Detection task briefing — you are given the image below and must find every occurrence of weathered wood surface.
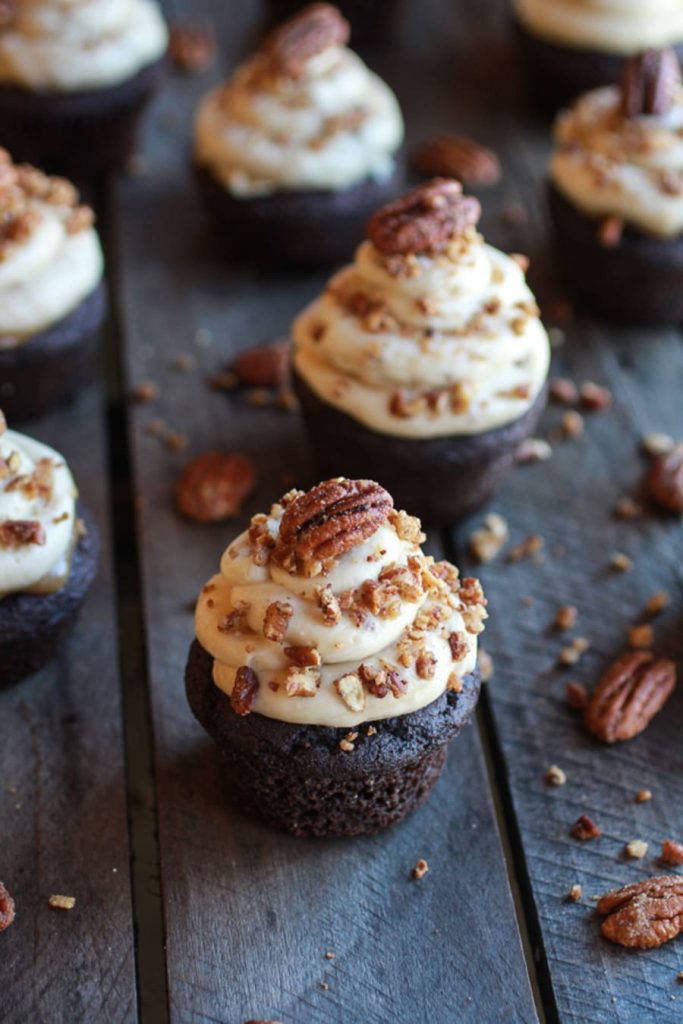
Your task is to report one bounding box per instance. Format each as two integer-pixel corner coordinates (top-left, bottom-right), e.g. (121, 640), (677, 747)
(113, 1), (539, 1022)
(0, 389), (137, 1024)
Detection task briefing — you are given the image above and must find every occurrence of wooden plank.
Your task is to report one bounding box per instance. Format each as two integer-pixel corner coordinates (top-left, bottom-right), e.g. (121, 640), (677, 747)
(113, 1), (539, 1020)
(0, 389), (138, 1024)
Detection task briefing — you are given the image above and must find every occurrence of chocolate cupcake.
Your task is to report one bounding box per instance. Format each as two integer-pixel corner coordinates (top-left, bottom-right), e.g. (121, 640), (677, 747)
(548, 49), (683, 323)
(0, 150), (106, 422)
(513, 0), (683, 111)
(185, 478), (486, 837)
(192, 3), (404, 268)
(0, 0), (168, 177)
(291, 180), (551, 526)
(0, 411), (99, 689)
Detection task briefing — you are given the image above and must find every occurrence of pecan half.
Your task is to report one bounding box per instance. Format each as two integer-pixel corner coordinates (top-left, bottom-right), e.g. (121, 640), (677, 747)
(176, 451), (256, 523)
(412, 134), (501, 188)
(597, 876), (683, 948)
(0, 519), (45, 548)
(584, 651), (677, 743)
(234, 340), (290, 390)
(620, 48), (682, 118)
(231, 666), (259, 715)
(646, 442), (683, 513)
(273, 478), (393, 576)
(264, 3), (349, 78)
(0, 881), (15, 932)
(367, 179), (481, 256)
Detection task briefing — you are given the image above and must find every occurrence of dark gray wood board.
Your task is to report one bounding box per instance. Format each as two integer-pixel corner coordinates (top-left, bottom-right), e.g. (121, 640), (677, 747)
(0, 388), (137, 1024)
(112, 1), (539, 1022)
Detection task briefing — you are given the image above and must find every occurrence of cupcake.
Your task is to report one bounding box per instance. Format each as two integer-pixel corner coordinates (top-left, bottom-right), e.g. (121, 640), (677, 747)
(0, 0), (168, 177)
(192, 3), (404, 268)
(548, 49), (683, 323)
(513, 0), (683, 111)
(0, 149), (106, 422)
(291, 179), (551, 526)
(0, 410), (100, 688)
(185, 477), (486, 837)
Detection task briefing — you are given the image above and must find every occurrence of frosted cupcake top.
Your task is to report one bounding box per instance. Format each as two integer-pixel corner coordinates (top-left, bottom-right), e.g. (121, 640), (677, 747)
(195, 478), (486, 728)
(551, 49), (683, 238)
(293, 179), (550, 439)
(0, 411), (79, 599)
(0, 149), (104, 341)
(0, 0), (168, 91)
(193, 3), (403, 197)
(514, 0), (683, 56)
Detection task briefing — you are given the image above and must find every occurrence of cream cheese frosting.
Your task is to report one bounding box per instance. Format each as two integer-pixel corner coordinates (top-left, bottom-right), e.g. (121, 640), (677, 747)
(0, 149), (104, 342)
(514, 0), (683, 56)
(193, 45), (403, 197)
(551, 83), (683, 238)
(0, 421), (78, 598)
(194, 482), (486, 728)
(293, 227), (550, 439)
(0, 0), (168, 92)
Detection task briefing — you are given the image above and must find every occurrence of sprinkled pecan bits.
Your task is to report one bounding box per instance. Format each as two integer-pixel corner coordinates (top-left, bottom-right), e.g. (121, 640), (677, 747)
(231, 666), (259, 715)
(263, 2), (349, 78)
(583, 651), (677, 744)
(597, 876), (683, 949)
(645, 442), (683, 514)
(620, 48), (682, 119)
(0, 519), (46, 548)
(367, 179), (481, 256)
(175, 450), (256, 524)
(0, 881), (15, 932)
(411, 134), (502, 189)
(234, 341), (291, 390)
(169, 23), (217, 73)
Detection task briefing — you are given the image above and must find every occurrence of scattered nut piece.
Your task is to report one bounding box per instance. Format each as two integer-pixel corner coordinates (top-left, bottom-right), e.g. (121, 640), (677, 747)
(169, 23), (216, 72)
(625, 839), (649, 860)
(231, 666), (259, 715)
(176, 451), (256, 523)
(469, 512), (508, 563)
(0, 881), (15, 931)
(584, 650), (676, 744)
(516, 437), (552, 463)
(549, 377), (578, 405)
(506, 534), (544, 563)
(324, 951), (335, 960)
(610, 552), (633, 572)
(171, 352), (196, 372)
(234, 340), (290, 390)
(558, 636), (590, 667)
(208, 370), (239, 391)
(132, 381), (158, 403)
(579, 381), (612, 410)
(263, 601), (293, 643)
(48, 894), (76, 911)
(641, 432), (674, 457)
(627, 624), (653, 649)
(567, 884), (583, 902)
(334, 672), (366, 713)
(614, 497), (643, 520)
(636, 789), (653, 803)
(546, 765), (567, 786)
(571, 814), (602, 841)
(412, 858), (429, 880)
(478, 649), (494, 682)
(566, 681), (588, 711)
(644, 591), (670, 617)
(285, 665), (320, 698)
(561, 410), (584, 439)
(661, 840), (683, 866)
(554, 605), (578, 631)
(165, 430), (188, 454)
(646, 442), (683, 514)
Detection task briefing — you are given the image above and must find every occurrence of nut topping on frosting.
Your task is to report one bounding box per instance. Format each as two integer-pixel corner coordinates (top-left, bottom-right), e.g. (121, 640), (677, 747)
(620, 48), (682, 118)
(0, 519), (45, 548)
(367, 179), (481, 256)
(264, 2), (350, 78)
(272, 478), (393, 577)
(231, 666), (259, 715)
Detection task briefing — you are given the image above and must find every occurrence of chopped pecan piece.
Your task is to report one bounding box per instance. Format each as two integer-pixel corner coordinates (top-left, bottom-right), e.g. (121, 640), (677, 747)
(415, 649), (436, 680)
(411, 134), (501, 188)
(315, 584), (341, 625)
(334, 672), (366, 713)
(0, 408), (6, 434)
(620, 48), (682, 118)
(661, 840), (683, 866)
(285, 665), (320, 697)
(570, 814), (601, 841)
(389, 508), (425, 544)
(231, 666), (259, 715)
(234, 340), (290, 390)
(284, 645), (321, 667)
(646, 442), (683, 513)
(597, 876), (683, 948)
(0, 881), (15, 932)
(0, 519), (45, 548)
(367, 179), (481, 256)
(168, 23), (216, 72)
(448, 632), (468, 660)
(263, 601), (293, 642)
(264, 3), (349, 78)
(411, 858), (429, 880)
(584, 651), (677, 744)
(176, 450), (256, 523)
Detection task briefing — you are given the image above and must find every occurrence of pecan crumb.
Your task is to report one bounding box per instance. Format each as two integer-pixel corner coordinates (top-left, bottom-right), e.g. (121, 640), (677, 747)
(554, 605), (578, 631)
(516, 437), (552, 464)
(469, 512), (508, 563)
(579, 381), (612, 410)
(641, 432), (674, 457)
(169, 23), (216, 72)
(566, 681), (588, 711)
(0, 519), (46, 548)
(263, 601), (293, 642)
(598, 216), (623, 248)
(558, 637), (589, 667)
(48, 894), (75, 911)
(644, 590), (670, 617)
(411, 858), (429, 880)
(636, 789), (653, 803)
(546, 765), (567, 787)
(614, 497), (643, 520)
(627, 624), (653, 649)
(567, 884), (583, 903)
(646, 442), (683, 513)
(285, 665), (320, 697)
(661, 840), (683, 866)
(610, 551), (633, 572)
(506, 534), (544, 563)
(571, 815), (601, 841)
(231, 666), (259, 715)
(561, 410), (584, 439)
(625, 839), (649, 860)
(334, 672), (366, 713)
(549, 377), (578, 405)
(132, 381), (158, 403)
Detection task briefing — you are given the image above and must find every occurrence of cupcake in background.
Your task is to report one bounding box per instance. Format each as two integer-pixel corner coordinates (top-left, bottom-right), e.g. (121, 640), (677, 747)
(0, 410), (100, 688)
(0, 149), (106, 422)
(513, 0), (683, 111)
(292, 179), (550, 526)
(186, 477), (486, 837)
(193, 3), (404, 268)
(0, 0), (168, 177)
(548, 49), (683, 323)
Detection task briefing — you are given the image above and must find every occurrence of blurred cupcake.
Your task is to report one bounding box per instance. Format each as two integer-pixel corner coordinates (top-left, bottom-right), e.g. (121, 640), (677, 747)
(0, 410), (99, 688)
(0, 149), (106, 422)
(292, 179), (550, 526)
(513, 0), (683, 110)
(185, 477), (486, 837)
(548, 49), (683, 323)
(193, 3), (404, 268)
(0, 0), (168, 177)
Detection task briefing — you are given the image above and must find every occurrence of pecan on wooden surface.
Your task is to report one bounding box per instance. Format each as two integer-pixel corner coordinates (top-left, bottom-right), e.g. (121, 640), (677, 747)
(0, 881), (15, 931)
(620, 48), (682, 118)
(234, 340), (290, 390)
(176, 451), (256, 523)
(231, 666), (259, 715)
(597, 876), (683, 949)
(264, 3), (349, 78)
(367, 179), (481, 256)
(169, 23), (216, 72)
(583, 651), (677, 744)
(412, 134), (501, 188)
(646, 442), (683, 513)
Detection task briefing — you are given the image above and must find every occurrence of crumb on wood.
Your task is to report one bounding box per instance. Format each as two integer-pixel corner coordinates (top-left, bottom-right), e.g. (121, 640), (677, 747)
(48, 894), (75, 910)
(610, 551), (633, 572)
(625, 839), (648, 860)
(411, 858), (429, 880)
(546, 765), (567, 786)
(635, 789), (652, 803)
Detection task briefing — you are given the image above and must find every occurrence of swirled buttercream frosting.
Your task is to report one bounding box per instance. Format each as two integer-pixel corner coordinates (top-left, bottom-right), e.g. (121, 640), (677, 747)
(293, 179), (550, 439)
(0, 0), (168, 91)
(194, 479), (487, 728)
(193, 4), (403, 197)
(0, 412), (78, 598)
(0, 148), (104, 342)
(514, 0), (683, 56)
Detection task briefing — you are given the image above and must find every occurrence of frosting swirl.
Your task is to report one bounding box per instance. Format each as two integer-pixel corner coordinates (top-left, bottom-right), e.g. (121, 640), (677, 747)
(0, 417), (78, 598)
(551, 82), (683, 238)
(0, 149), (104, 342)
(0, 0), (168, 91)
(194, 482), (486, 728)
(514, 0), (683, 56)
(293, 209), (550, 439)
(193, 36), (403, 196)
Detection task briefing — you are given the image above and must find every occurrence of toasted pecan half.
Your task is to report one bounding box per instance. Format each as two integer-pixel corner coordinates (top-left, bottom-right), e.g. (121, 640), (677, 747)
(367, 179), (481, 256)
(597, 876), (683, 948)
(584, 651), (676, 743)
(264, 3), (349, 78)
(620, 48), (682, 118)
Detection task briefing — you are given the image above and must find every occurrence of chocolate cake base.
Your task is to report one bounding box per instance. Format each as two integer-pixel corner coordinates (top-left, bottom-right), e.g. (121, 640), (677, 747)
(293, 369), (547, 526)
(185, 639), (481, 838)
(0, 59), (166, 178)
(514, 19), (683, 113)
(263, 0), (404, 48)
(548, 183), (683, 324)
(0, 502), (100, 689)
(193, 160), (404, 269)
(0, 281), (107, 423)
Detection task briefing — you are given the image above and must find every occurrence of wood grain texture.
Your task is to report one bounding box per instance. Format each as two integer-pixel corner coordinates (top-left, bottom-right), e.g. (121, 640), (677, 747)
(112, 1), (538, 1021)
(0, 389), (137, 1024)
